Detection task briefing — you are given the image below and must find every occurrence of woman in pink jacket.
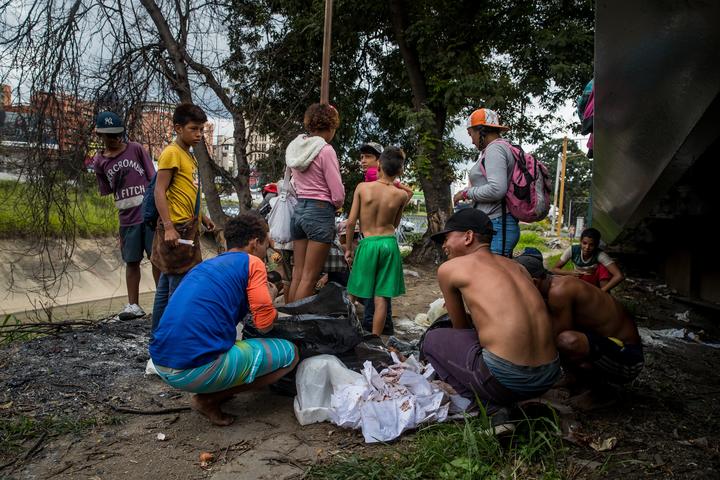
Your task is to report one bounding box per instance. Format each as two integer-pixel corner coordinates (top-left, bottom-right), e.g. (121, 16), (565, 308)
(285, 104), (345, 301)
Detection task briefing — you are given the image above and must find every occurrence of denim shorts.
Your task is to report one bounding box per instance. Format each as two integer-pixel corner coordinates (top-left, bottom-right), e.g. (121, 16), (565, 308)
(119, 223), (154, 263)
(290, 198), (336, 244)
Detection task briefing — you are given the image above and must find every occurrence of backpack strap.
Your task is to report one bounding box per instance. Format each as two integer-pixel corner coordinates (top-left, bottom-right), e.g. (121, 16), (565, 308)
(194, 179), (201, 218)
(191, 151), (202, 219)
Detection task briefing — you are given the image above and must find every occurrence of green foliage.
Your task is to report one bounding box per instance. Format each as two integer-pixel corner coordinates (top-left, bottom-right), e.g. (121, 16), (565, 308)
(0, 315), (37, 345)
(306, 412), (567, 479)
(0, 180), (118, 238)
(532, 138), (593, 223)
(226, 0), (595, 232)
(514, 231), (550, 254)
(521, 219), (553, 232)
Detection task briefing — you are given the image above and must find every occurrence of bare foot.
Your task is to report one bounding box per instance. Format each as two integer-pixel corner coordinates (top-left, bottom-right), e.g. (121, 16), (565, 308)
(190, 395), (235, 426)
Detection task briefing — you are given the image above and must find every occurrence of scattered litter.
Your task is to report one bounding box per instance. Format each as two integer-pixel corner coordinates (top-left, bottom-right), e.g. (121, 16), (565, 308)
(156, 433), (167, 441)
(679, 437), (708, 448)
(414, 313), (430, 327)
(387, 336), (419, 358)
(0, 401), (13, 409)
(145, 358), (158, 376)
(199, 451), (214, 468)
(639, 327), (720, 349)
(674, 310), (690, 323)
(294, 353), (471, 443)
(590, 436), (617, 452)
(393, 316), (425, 335)
(426, 298), (447, 324)
(403, 269), (420, 278)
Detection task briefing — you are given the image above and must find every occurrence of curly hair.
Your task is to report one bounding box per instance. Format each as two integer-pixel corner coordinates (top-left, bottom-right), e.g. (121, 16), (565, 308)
(304, 103), (340, 132)
(225, 213), (268, 250)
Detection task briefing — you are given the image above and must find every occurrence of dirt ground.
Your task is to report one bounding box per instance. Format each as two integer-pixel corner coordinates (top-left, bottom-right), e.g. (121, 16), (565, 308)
(1, 263), (720, 479)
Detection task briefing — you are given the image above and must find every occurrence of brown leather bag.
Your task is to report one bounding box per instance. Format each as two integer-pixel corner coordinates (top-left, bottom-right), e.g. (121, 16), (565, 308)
(151, 217), (202, 274)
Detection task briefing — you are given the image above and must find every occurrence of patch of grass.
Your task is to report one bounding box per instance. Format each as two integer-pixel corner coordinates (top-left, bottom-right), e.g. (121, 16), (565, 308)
(514, 231), (550, 255)
(0, 414), (125, 454)
(520, 219), (552, 232)
(0, 315), (39, 345)
(545, 254), (574, 271)
(0, 179), (118, 238)
(306, 411), (567, 480)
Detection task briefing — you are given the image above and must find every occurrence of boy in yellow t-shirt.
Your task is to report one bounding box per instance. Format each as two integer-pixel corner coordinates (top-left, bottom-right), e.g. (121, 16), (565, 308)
(151, 103), (215, 333)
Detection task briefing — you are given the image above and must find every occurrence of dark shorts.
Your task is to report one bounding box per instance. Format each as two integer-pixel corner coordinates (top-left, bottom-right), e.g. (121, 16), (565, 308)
(120, 223), (154, 263)
(290, 198), (336, 244)
(421, 328), (534, 412)
(584, 331), (644, 384)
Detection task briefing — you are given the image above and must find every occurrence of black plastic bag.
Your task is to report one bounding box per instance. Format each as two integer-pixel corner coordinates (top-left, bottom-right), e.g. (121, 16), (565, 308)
(243, 282), (364, 358)
(337, 334), (394, 372)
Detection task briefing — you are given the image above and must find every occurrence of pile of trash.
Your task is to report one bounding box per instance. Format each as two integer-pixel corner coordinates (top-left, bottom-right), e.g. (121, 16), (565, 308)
(294, 353), (471, 443)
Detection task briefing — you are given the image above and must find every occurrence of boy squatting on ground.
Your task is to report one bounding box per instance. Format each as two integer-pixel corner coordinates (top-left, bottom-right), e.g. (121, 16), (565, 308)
(552, 227), (625, 293)
(151, 104), (215, 332)
(516, 250), (643, 385)
(150, 214), (298, 426)
(420, 209), (560, 412)
(92, 111), (159, 320)
(344, 147), (410, 336)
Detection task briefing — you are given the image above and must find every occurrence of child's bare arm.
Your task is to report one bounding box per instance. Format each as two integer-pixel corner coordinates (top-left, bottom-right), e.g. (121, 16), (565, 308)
(344, 185), (362, 263)
(392, 190), (407, 228)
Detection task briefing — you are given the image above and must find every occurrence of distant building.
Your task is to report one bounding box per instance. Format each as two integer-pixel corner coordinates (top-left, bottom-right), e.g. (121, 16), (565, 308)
(212, 124), (272, 189)
(214, 134), (235, 172)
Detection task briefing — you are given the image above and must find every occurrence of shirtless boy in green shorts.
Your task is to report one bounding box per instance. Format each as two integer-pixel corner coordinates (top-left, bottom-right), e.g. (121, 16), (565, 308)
(345, 147), (410, 336)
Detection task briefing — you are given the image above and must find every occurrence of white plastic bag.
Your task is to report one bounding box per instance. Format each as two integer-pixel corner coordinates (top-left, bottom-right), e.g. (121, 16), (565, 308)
(268, 167), (297, 244)
(293, 355), (364, 426)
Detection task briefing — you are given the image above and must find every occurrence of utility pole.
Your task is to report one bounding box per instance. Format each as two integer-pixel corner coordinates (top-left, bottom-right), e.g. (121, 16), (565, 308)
(552, 154), (561, 225)
(320, 0), (334, 104)
(556, 136), (568, 237)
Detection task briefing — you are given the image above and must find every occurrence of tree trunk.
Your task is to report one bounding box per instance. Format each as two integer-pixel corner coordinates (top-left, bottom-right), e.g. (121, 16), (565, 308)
(231, 113), (253, 212)
(389, 0), (453, 263)
(139, 0), (228, 230)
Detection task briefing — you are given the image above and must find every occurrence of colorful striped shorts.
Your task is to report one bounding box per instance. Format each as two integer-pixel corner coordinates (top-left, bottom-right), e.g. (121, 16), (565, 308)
(155, 338), (296, 394)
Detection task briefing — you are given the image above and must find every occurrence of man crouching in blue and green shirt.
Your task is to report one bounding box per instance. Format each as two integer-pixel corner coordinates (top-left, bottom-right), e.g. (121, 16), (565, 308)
(150, 214), (298, 426)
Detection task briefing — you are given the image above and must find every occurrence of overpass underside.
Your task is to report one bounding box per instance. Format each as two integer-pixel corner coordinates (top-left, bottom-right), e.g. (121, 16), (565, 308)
(593, 0), (720, 302)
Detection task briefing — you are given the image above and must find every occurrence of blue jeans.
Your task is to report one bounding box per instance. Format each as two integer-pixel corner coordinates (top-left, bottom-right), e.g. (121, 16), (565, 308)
(151, 272), (186, 338)
(362, 297), (393, 332)
(490, 214), (520, 257)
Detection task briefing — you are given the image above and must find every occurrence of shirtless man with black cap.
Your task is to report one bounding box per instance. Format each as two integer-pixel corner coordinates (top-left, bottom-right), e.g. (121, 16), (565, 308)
(421, 209), (560, 412)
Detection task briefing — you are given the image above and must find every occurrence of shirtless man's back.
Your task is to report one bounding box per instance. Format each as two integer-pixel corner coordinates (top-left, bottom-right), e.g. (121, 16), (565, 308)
(546, 275), (640, 345)
(421, 208), (560, 411)
(515, 251), (643, 384)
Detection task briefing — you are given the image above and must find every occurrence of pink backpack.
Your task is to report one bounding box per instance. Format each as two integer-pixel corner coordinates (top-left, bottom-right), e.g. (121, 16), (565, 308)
(481, 139), (552, 223)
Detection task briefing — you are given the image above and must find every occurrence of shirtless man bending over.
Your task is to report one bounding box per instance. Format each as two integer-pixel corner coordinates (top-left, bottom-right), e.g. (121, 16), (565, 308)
(515, 250), (643, 385)
(421, 209), (560, 411)
(345, 146), (411, 336)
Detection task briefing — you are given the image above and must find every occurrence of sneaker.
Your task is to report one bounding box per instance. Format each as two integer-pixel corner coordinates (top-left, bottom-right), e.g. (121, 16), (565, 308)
(118, 303), (146, 320)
